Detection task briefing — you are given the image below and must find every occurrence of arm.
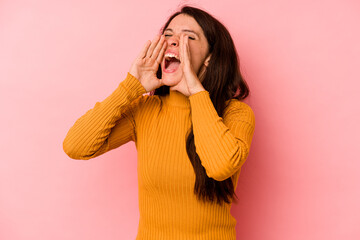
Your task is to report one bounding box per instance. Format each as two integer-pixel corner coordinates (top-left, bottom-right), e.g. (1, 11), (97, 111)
(63, 73), (146, 160)
(63, 35), (166, 160)
(189, 91), (255, 181)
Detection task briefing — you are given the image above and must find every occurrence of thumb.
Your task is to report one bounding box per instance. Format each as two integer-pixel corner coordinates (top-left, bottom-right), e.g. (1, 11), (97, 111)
(156, 78), (165, 89)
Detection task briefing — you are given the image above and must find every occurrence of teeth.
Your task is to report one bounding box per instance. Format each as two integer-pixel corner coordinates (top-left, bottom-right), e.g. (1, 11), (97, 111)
(165, 53), (180, 60)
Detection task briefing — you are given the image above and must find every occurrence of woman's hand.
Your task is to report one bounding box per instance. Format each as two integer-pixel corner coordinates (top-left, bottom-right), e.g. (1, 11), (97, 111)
(129, 35), (167, 92)
(170, 34), (206, 97)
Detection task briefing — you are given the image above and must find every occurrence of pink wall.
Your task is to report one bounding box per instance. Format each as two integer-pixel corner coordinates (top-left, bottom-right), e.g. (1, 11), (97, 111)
(1, 0), (359, 239)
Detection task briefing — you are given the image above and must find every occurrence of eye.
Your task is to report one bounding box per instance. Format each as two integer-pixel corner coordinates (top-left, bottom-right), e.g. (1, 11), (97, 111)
(188, 36), (195, 40)
(164, 34), (172, 37)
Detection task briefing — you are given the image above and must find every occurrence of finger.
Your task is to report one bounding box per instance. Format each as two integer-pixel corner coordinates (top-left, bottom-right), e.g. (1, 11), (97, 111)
(137, 40), (151, 59)
(183, 35), (188, 63)
(145, 35), (161, 58)
(184, 36), (191, 65)
(180, 35), (190, 66)
(156, 40), (167, 64)
(179, 34), (184, 63)
(151, 35), (165, 60)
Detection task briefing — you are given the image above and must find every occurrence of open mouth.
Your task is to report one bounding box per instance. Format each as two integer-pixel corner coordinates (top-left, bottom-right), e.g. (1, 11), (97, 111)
(164, 53), (181, 73)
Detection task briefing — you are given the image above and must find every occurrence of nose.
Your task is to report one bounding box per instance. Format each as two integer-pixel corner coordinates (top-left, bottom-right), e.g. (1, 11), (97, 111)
(167, 35), (179, 47)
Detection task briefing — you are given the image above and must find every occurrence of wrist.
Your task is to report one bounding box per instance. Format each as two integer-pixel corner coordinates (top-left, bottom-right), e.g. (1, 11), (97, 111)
(189, 85), (206, 96)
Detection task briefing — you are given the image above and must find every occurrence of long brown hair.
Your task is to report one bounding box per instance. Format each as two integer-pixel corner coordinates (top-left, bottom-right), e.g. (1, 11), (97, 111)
(151, 6), (250, 205)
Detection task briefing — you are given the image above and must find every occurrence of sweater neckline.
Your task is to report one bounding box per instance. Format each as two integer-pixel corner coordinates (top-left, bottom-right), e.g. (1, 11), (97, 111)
(165, 90), (191, 108)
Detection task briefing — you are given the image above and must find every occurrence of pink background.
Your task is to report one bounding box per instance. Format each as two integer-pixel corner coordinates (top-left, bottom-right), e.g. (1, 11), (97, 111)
(1, 0), (359, 239)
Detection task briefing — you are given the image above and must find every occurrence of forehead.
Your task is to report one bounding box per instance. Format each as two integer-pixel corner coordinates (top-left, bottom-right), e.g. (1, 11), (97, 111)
(166, 14), (204, 35)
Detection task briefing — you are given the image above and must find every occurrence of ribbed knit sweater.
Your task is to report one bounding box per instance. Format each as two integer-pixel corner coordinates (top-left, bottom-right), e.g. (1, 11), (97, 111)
(63, 73), (255, 240)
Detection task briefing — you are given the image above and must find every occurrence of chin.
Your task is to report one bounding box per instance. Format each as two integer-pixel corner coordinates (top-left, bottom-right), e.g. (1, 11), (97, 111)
(161, 74), (181, 87)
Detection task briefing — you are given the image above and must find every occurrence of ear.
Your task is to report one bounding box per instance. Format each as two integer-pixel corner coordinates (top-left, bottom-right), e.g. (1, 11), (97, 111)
(204, 53), (212, 67)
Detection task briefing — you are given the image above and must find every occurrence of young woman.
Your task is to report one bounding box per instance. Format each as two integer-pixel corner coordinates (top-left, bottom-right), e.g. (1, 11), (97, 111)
(63, 6), (255, 240)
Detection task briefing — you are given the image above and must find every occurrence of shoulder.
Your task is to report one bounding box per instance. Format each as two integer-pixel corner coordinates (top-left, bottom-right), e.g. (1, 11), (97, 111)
(223, 99), (255, 124)
(126, 93), (163, 114)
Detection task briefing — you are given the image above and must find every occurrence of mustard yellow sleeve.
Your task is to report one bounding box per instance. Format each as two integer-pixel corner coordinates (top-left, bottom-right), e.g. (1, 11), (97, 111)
(63, 73), (147, 160)
(189, 90), (255, 181)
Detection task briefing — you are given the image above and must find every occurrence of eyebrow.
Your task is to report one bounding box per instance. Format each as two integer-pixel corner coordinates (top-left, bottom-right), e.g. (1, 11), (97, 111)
(164, 28), (200, 37)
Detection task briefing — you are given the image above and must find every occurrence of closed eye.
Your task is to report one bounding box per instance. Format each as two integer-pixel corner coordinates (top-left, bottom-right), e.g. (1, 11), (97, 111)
(164, 34), (195, 40)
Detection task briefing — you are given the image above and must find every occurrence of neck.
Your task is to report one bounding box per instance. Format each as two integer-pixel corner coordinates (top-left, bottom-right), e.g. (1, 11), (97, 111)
(165, 89), (190, 108)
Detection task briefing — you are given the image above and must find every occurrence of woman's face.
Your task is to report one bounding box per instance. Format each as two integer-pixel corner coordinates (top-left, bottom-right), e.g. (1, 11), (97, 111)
(161, 14), (211, 86)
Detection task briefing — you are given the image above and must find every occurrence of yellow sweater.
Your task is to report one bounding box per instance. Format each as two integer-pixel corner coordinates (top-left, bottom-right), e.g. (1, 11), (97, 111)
(63, 73), (255, 240)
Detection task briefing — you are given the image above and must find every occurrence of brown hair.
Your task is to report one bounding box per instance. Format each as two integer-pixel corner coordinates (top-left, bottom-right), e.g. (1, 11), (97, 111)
(151, 6), (250, 205)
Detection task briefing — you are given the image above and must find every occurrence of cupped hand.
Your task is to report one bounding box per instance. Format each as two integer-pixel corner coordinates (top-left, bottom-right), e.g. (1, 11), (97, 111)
(129, 35), (167, 92)
(170, 34), (206, 97)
